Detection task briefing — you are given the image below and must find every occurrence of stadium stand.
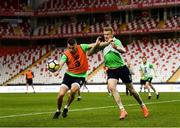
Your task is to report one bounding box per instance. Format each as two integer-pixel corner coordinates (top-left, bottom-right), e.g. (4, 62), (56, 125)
(36, 0), (179, 12)
(4, 37), (179, 84)
(37, 0), (124, 12)
(1, 15), (179, 38)
(0, 0), (31, 12)
(0, 19), (31, 37)
(0, 45), (51, 85)
(0, 0), (179, 84)
(32, 15), (180, 37)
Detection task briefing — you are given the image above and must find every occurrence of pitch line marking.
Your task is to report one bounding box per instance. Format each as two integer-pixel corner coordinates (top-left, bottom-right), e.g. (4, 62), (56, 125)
(0, 99), (180, 119)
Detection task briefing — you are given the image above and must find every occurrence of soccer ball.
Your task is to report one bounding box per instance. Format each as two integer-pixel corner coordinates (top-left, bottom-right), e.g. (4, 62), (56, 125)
(47, 59), (60, 72)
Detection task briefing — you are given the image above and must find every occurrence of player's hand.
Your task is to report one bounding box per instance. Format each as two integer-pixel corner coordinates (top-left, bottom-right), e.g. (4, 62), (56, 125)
(108, 38), (114, 43)
(54, 71), (59, 77)
(95, 36), (101, 47)
(108, 38), (116, 48)
(97, 36), (104, 42)
(110, 41), (117, 49)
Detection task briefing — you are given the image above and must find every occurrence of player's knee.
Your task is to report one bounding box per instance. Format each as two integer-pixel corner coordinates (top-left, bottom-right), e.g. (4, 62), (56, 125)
(58, 93), (65, 99)
(145, 85), (149, 89)
(70, 88), (78, 94)
(108, 86), (116, 92)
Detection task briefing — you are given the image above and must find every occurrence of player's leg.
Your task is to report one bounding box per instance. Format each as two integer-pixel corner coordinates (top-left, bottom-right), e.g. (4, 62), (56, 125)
(126, 87), (129, 95)
(77, 89), (81, 101)
(139, 79), (143, 92)
(148, 78), (159, 99)
(26, 79), (29, 93)
(126, 83), (143, 105)
(126, 83), (149, 118)
(62, 83), (80, 117)
(145, 81), (151, 99)
(108, 78), (127, 120)
(107, 86), (112, 96)
(57, 85), (69, 111)
(53, 85), (68, 119)
(30, 79), (35, 93)
(150, 84), (159, 99)
(31, 85), (35, 93)
(149, 83), (159, 99)
(144, 86), (146, 92)
(139, 85), (142, 92)
(84, 84), (90, 92)
(120, 66), (149, 118)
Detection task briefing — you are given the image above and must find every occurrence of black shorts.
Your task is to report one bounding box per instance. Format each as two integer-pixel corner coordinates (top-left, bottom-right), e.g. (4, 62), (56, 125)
(107, 65), (132, 83)
(26, 79), (33, 85)
(140, 79), (146, 85)
(145, 77), (153, 83)
(62, 73), (85, 89)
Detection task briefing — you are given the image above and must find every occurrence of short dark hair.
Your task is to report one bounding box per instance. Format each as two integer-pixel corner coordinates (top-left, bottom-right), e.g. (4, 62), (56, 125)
(103, 26), (114, 33)
(67, 38), (77, 45)
(142, 56), (147, 59)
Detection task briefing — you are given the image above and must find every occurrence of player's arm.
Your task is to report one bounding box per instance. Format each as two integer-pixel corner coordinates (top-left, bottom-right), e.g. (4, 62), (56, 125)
(98, 37), (113, 48)
(58, 61), (66, 71)
(111, 40), (126, 53)
(87, 37), (111, 56)
(87, 37), (101, 56)
(54, 55), (66, 76)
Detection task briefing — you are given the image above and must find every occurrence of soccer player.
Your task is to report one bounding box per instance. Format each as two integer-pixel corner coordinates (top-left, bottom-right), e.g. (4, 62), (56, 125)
(52, 38), (110, 119)
(25, 69), (35, 93)
(88, 26), (149, 120)
(139, 56), (159, 99)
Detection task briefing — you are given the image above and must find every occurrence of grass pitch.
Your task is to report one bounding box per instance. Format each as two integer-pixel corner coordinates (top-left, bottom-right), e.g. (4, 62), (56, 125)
(0, 92), (180, 127)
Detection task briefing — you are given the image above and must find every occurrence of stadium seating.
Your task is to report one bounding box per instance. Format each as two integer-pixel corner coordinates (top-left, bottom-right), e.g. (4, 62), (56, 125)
(0, 45), (51, 85)
(165, 16), (180, 28)
(132, 0), (178, 4)
(0, 0), (30, 12)
(33, 16), (180, 36)
(0, 0), (179, 85)
(0, 19), (31, 37)
(37, 0), (178, 12)
(127, 17), (158, 30)
(4, 38), (179, 84)
(37, 0), (121, 12)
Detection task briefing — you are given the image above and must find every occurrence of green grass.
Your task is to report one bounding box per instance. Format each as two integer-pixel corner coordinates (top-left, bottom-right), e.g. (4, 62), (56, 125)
(0, 92), (180, 127)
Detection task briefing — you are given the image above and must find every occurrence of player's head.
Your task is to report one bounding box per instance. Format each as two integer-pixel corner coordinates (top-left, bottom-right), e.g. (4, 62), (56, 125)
(142, 56), (147, 64)
(103, 26), (114, 41)
(67, 38), (77, 54)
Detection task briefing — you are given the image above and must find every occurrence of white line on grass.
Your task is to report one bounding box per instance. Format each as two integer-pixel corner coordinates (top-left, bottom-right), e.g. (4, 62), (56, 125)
(0, 99), (180, 119)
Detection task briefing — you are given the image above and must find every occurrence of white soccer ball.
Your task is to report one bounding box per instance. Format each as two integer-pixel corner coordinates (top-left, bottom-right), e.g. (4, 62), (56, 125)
(47, 59), (60, 72)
